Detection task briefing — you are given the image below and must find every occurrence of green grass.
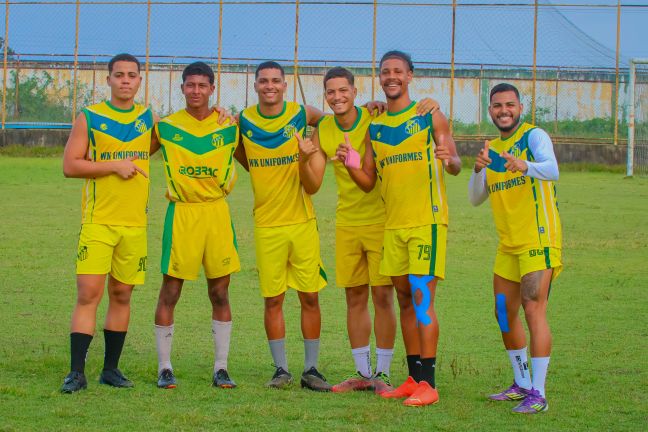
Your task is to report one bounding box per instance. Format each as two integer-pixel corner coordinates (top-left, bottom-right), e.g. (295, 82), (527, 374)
(0, 157), (647, 431)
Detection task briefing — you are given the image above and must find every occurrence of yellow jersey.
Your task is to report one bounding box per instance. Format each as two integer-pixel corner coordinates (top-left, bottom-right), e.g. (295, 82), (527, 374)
(317, 106), (385, 227)
(81, 100), (152, 227)
(155, 110), (238, 203)
(239, 101), (315, 227)
(369, 101), (448, 229)
(486, 122), (562, 253)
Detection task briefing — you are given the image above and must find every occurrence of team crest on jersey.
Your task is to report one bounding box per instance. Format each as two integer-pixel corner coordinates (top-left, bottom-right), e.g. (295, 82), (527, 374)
(283, 124), (297, 139)
(134, 119), (147, 134)
(100, 123), (108, 131)
(405, 119), (421, 135)
(172, 133), (183, 142)
(509, 142), (524, 158)
(212, 133), (225, 149)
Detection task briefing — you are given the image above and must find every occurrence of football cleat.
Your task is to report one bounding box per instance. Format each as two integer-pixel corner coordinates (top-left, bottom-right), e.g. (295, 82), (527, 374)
(488, 382), (530, 401)
(99, 368), (134, 388)
(380, 375), (418, 399)
(331, 372), (372, 393)
(213, 369), (237, 389)
(403, 380), (439, 407)
(512, 389), (549, 414)
(157, 368), (176, 389)
(61, 371), (87, 394)
(301, 367), (332, 392)
(370, 372), (393, 395)
(266, 366), (293, 389)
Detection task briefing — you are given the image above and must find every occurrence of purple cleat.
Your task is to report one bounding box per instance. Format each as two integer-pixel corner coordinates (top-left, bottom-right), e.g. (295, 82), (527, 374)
(488, 382), (530, 401)
(512, 388), (549, 414)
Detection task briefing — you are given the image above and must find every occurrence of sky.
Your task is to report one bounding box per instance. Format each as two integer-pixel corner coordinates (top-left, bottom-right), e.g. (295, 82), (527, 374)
(2, 0), (647, 68)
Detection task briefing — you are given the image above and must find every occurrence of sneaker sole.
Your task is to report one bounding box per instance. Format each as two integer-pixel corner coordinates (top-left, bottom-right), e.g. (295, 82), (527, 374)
(300, 380), (331, 392)
(99, 378), (134, 388)
(403, 399), (440, 407)
(215, 384), (236, 389)
(158, 384), (177, 389)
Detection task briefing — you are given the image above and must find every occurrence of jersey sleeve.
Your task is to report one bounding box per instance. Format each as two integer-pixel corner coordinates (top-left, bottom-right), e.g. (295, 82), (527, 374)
(525, 128), (559, 181)
(468, 169), (489, 206)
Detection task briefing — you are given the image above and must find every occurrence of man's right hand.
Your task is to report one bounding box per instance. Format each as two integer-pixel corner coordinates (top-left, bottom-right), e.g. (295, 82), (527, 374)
(474, 140), (491, 173)
(113, 156), (148, 179)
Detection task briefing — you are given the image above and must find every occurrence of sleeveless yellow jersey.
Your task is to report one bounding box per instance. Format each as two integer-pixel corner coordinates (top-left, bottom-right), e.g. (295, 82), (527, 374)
(155, 110), (238, 203)
(239, 101), (315, 227)
(81, 101), (152, 227)
(318, 106), (385, 227)
(486, 122), (562, 253)
(369, 101), (448, 229)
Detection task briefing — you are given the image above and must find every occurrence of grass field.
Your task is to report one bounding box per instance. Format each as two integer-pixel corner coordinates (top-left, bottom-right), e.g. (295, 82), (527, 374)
(1, 155), (647, 431)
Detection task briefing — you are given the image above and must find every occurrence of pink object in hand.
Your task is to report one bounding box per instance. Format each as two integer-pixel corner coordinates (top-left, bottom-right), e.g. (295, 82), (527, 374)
(345, 147), (361, 169)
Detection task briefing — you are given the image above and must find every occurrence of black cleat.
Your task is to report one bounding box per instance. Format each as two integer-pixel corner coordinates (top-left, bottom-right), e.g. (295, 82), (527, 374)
(99, 368), (134, 388)
(266, 366), (294, 389)
(300, 366), (332, 392)
(61, 371), (87, 393)
(213, 369), (237, 389)
(157, 368), (177, 389)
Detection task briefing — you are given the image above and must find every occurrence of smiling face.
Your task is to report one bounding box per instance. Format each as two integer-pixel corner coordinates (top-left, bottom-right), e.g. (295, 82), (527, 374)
(489, 90), (524, 133)
(181, 74), (214, 110)
(324, 77), (357, 116)
(254, 67), (287, 106)
(107, 61), (141, 102)
(379, 57), (412, 101)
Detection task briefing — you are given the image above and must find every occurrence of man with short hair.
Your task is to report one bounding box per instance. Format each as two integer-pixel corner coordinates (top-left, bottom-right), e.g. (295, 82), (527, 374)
(151, 61), (240, 390)
(336, 51), (461, 406)
(468, 83), (562, 414)
(298, 66), (439, 395)
(61, 53), (153, 393)
(234, 61), (331, 391)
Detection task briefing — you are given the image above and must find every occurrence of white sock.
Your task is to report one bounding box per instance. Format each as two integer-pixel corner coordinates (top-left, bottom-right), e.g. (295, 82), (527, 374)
(351, 345), (372, 378)
(507, 348), (531, 390)
(155, 324), (174, 374)
(212, 320), (232, 372)
(531, 356), (550, 397)
(375, 347), (394, 376)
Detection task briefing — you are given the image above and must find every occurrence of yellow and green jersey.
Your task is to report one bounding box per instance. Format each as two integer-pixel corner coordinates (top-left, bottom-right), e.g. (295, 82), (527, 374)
(156, 110), (238, 203)
(369, 101), (448, 229)
(239, 101), (315, 227)
(486, 122), (562, 253)
(81, 100), (152, 227)
(318, 106), (385, 227)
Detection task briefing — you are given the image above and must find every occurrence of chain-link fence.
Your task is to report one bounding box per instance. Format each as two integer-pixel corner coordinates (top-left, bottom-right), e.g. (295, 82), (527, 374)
(1, 1), (645, 144)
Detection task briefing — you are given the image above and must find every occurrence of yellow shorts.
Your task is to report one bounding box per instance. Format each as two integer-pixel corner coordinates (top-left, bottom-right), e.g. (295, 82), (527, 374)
(76, 223), (147, 285)
(380, 224), (447, 278)
(336, 224), (391, 287)
(494, 246), (562, 283)
(254, 219), (327, 298)
(161, 200), (240, 280)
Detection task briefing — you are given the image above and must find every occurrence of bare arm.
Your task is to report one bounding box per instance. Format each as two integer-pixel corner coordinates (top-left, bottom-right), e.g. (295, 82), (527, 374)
(150, 123), (161, 155)
(297, 129), (327, 195)
(63, 113), (146, 179)
(335, 132), (376, 193)
(234, 136), (249, 171)
(431, 110), (461, 176)
(305, 105), (325, 127)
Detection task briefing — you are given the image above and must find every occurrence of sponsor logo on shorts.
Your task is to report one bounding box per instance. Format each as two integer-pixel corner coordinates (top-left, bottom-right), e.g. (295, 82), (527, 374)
(528, 249), (544, 257)
(77, 246), (88, 261)
(138, 256), (147, 272)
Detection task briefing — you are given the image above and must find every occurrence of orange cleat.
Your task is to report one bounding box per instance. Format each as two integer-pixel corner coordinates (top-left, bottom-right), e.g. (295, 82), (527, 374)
(380, 376), (418, 399)
(403, 381), (439, 407)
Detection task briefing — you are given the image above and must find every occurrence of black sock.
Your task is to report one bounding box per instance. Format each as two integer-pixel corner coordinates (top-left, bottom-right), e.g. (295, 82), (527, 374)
(406, 354), (422, 382)
(70, 332), (93, 374)
(103, 329), (127, 371)
(420, 357), (436, 388)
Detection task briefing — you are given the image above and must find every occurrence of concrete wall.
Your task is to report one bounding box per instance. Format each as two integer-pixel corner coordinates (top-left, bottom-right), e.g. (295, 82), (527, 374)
(0, 128), (628, 165)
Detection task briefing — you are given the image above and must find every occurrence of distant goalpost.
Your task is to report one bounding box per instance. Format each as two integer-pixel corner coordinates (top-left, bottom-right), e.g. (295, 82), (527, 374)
(627, 58), (648, 177)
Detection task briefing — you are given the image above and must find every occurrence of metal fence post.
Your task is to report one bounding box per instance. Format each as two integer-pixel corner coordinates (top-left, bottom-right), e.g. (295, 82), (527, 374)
(145, 0), (151, 106)
(614, 0), (621, 145)
(372, 0), (377, 101)
(2, 0), (9, 129)
(293, 0), (300, 102)
(72, 0), (80, 122)
(532, 0), (538, 125)
(449, 0), (456, 131)
(217, 0), (223, 106)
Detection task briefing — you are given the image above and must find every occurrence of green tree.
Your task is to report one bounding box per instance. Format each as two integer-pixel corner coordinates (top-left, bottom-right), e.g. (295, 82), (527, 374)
(0, 37), (15, 58)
